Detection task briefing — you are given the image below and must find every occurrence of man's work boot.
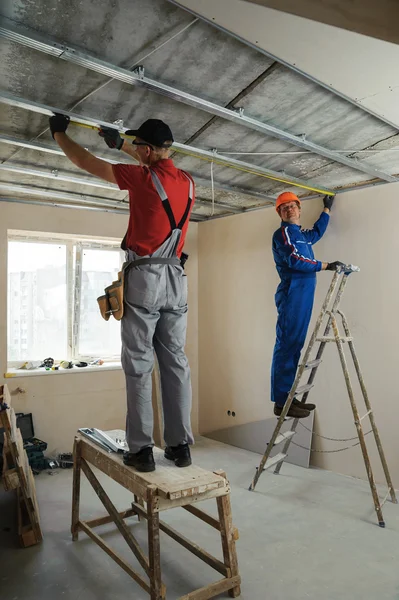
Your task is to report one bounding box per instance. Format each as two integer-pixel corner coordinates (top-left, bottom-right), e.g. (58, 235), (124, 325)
(274, 403), (310, 419)
(293, 398), (316, 411)
(164, 443), (192, 467)
(123, 447), (155, 472)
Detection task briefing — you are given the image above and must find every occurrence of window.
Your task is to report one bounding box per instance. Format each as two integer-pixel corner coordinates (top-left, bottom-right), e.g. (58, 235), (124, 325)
(7, 235), (124, 365)
(75, 248), (122, 358)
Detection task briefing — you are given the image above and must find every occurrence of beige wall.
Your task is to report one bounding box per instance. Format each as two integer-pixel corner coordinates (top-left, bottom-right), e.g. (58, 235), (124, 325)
(0, 202), (199, 453)
(198, 183), (399, 485)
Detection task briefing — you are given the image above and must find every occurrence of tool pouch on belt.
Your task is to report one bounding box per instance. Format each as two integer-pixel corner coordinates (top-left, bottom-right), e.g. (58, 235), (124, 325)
(97, 266), (125, 321)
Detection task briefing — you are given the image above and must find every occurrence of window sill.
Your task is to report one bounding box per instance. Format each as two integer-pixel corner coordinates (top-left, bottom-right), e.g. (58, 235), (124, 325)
(5, 362), (122, 378)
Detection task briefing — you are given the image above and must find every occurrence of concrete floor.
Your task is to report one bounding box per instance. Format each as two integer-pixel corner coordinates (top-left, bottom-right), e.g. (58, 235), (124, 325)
(1, 436), (398, 600)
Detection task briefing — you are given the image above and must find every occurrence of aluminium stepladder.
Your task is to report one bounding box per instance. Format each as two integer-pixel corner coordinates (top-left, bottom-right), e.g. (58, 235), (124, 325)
(249, 265), (397, 527)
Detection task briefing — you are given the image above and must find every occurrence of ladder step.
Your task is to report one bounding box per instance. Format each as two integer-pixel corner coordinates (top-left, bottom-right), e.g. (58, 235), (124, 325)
(261, 452), (287, 472)
(295, 383), (314, 395)
(273, 431), (296, 446)
(301, 359), (322, 370)
(317, 336), (353, 343)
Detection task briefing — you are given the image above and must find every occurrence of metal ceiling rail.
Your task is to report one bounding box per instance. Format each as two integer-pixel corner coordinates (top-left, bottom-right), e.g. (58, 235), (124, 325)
(0, 135), (274, 200)
(0, 92), (335, 195)
(1, 23), (393, 183)
(0, 182), (207, 221)
(0, 163), (244, 213)
(166, 0), (399, 132)
(0, 163), (122, 192)
(0, 182), (128, 208)
(0, 196), (130, 215)
(0, 134), (277, 202)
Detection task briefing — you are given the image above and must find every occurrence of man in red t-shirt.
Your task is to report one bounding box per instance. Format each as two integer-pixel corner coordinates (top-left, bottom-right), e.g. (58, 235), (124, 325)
(49, 114), (195, 472)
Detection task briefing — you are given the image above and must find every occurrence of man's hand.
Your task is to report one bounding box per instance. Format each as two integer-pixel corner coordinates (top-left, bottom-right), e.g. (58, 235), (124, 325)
(326, 261), (346, 271)
(323, 194), (335, 211)
(49, 113), (70, 139)
(99, 127), (124, 150)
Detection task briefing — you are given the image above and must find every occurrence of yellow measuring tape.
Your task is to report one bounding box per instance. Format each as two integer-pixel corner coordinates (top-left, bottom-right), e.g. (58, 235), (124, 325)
(71, 121), (334, 196)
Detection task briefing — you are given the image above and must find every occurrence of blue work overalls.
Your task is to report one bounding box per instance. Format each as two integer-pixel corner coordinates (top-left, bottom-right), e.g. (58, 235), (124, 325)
(271, 212), (329, 406)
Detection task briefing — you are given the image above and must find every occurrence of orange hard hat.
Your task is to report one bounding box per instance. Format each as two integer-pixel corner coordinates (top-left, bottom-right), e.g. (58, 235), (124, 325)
(275, 191), (301, 212)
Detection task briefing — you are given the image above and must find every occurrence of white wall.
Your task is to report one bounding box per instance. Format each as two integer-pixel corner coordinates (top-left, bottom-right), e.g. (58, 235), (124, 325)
(0, 202), (199, 453)
(177, 0), (399, 126)
(198, 183), (399, 485)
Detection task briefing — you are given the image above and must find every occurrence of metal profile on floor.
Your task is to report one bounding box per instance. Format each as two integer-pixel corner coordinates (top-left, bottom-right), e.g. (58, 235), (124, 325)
(1, 22), (396, 183)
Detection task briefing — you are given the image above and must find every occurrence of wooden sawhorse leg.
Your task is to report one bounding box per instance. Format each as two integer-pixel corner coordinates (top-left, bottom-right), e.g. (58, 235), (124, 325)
(215, 471), (241, 598)
(147, 485), (165, 600)
(71, 437), (82, 541)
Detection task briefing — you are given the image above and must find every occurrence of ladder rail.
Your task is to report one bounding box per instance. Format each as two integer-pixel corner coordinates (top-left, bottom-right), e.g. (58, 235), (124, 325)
(299, 273), (349, 406)
(330, 314), (385, 527)
(338, 310), (398, 504)
(250, 270), (341, 491)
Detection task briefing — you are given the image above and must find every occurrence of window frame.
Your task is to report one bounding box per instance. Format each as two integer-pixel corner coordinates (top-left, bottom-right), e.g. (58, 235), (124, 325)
(7, 232), (124, 367)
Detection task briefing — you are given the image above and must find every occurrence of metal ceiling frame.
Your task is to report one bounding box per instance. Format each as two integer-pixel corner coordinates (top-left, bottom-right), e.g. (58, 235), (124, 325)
(0, 196), (130, 215)
(0, 163), (121, 192)
(0, 182), (128, 208)
(0, 92), (335, 194)
(0, 182), (207, 221)
(1, 22), (395, 183)
(0, 163), (247, 214)
(166, 0), (399, 132)
(0, 134), (276, 202)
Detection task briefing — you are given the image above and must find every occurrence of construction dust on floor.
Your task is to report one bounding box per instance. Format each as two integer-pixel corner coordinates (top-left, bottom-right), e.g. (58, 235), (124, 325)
(1, 436), (398, 600)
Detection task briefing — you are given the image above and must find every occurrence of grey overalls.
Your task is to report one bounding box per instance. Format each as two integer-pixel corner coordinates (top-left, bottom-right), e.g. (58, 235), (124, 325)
(121, 169), (194, 453)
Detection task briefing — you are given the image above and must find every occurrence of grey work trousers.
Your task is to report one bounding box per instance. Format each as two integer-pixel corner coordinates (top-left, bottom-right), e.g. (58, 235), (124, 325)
(121, 245), (194, 453)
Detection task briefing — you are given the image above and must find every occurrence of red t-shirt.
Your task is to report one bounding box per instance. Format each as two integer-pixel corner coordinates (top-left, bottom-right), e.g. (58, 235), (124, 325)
(112, 159), (195, 257)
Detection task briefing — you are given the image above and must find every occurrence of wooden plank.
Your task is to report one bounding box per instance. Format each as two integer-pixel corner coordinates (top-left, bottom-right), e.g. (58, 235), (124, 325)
(134, 494), (145, 522)
(178, 576), (242, 600)
(79, 521), (151, 594)
(157, 484), (230, 512)
(79, 435), (228, 501)
(183, 506), (221, 531)
(3, 403), (42, 544)
(80, 437), (149, 499)
(81, 459), (150, 576)
(2, 438), (19, 491)
(84, 508), (136, 529)
(182, 505), (240, 541)
(17, 487), (38, 548)
(71, 438), (82, 541)
(147, 485), (165, 600)
(3, 467), (19, 491)
(242, 0), (399, 45)
(131, 502), (229, 577)
(215, 472), (241, 599)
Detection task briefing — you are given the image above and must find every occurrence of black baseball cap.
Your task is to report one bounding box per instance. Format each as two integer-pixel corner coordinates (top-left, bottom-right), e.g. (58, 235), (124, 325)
(125, 119), (174, 148)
